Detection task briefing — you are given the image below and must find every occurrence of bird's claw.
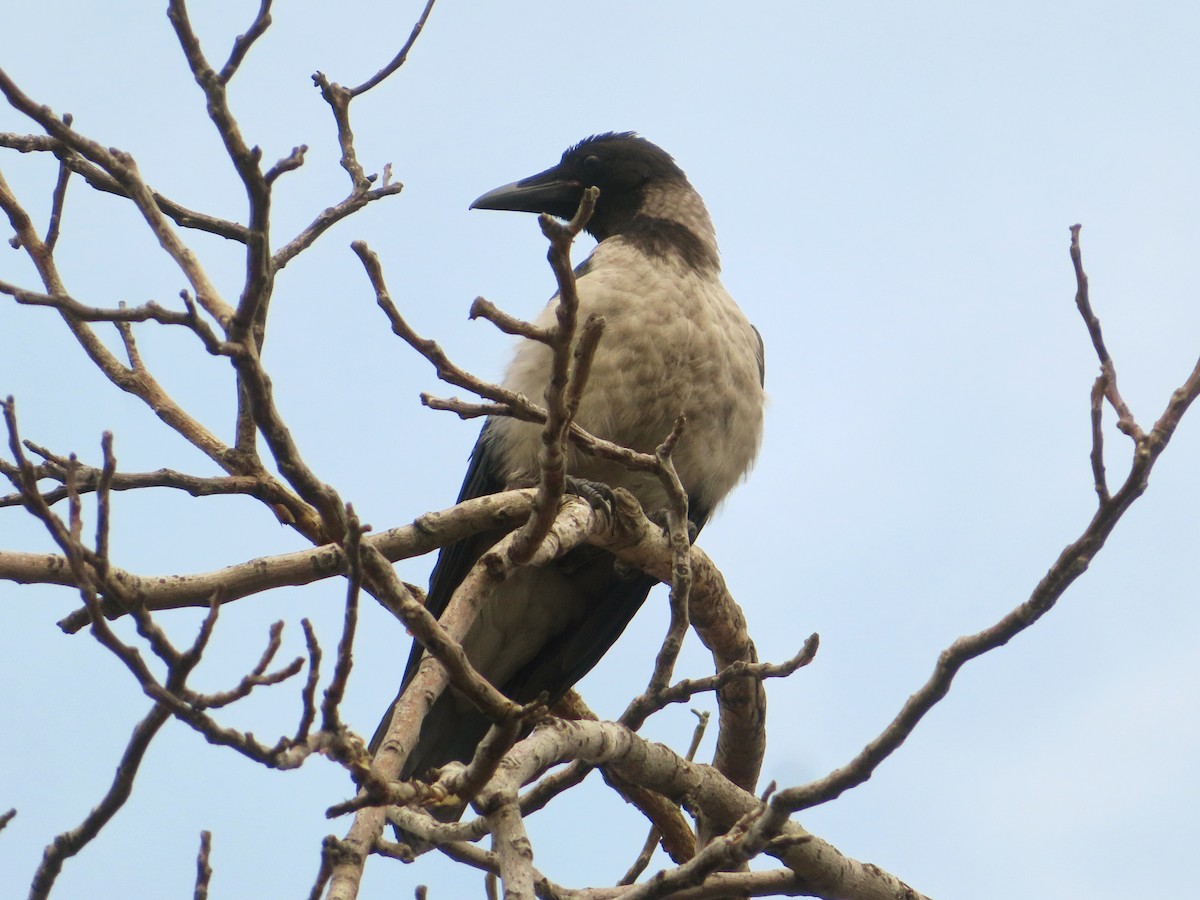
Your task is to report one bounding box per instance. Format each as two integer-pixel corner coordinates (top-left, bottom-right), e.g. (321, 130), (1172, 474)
(566, 476), (617, 514)
(648, 507), (699, 543)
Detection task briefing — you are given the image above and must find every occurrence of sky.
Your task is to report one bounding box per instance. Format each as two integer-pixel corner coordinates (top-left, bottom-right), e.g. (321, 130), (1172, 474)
(2, 2), (1199, 898)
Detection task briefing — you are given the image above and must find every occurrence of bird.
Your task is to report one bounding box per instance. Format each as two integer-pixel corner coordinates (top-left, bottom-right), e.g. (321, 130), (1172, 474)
(370, 132), (765, 781)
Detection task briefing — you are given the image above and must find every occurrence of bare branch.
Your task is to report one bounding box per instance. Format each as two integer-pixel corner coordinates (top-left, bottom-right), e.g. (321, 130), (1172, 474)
(439, 718), (525, 811)
(508, 187), (600, 566)
(0, 169), (229, 453)
(333, 499), (610, 896)
(366, 501), (600, 775)
(191, 620), (305, 710)
(28, 703), (172, 900)
(94, 432), (115, 566)
(0, 159), (318, 534)
(2, 402), (342, 788)
(1088, 374), (1110, 503)
(39, 490), (533, 632)
(0, 67), (236, 324)
(0, 131), (250, 241)
(166, 0), (266, 203)
(752, 227), (1200, 831)
(550, 870), (825, 900)
(500, 718), (928, 900)
(422, 395), (512, 420)
(356, 238), (674, 484)
(229, 335), (344, 538)
(272, 180), (403, 270)
(322, 505), (364, 730)
(470, 296), (552, 342)
(641, 418), (693, 697)
(381, 808), (486, 851)
(311, 73), (368, 190)
(218, 0), (273, 83)
(616, 795), (769, 900)
(265, 144), (307, 184)
(0, 460), (274, 510)
(1070, 223), (1143, 439)
(0, 282), (231, 349)
(617, 709), (710, 885)
(166, 1), (295, 504)
(590, 490), (766, 792)
(194, 831), (213, 900)
(347, 0), (438, 97)
(480, 778), (535, 900)
(642, 636), (818, 714)
(44, 142), (71, 251)
(297, 620), (322, 743)
(306, 836), (343, 900)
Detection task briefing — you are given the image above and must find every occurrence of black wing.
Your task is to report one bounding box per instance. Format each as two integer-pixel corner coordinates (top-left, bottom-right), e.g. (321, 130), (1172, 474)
(403, 422), (507, 685)
(368, 421), (505, 755)
(499, 500), (710, 706)
(370, 418), (710, 776)
(752, 324), (766, 387)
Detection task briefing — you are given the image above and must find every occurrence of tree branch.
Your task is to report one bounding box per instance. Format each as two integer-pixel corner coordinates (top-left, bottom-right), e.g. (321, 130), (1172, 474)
(347, 0), (438, 97)
(36, 490), (533, 632)
(0, 130), (251, 241)
(749, 224), (1200, 830)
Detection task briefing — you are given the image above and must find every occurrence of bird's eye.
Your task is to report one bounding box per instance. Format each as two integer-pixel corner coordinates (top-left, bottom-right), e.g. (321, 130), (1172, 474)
(581, 154), (602, 180)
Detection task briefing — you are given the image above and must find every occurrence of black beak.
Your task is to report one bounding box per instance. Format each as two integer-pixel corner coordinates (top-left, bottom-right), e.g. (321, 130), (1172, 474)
(470, 164), (583, 218)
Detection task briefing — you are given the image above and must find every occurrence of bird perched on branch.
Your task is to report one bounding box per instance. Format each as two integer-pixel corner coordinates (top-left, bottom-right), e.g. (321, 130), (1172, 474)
(371, 132), (765, 779)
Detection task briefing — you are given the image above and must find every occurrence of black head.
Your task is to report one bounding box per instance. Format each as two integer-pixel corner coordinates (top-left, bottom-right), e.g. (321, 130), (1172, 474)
(470, 132), (690, 240)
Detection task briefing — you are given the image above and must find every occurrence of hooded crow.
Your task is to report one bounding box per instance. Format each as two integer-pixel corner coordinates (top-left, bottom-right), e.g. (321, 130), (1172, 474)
(370, 132), (765, 779)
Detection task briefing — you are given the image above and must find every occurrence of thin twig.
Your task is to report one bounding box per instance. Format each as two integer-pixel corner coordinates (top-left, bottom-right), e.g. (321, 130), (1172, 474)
(219, 0), (273, 83)
(509, 187), (600, 566)
(0, 282), (231, 349)
(0, 68), (236, 324)
(616, 796), (768, 900)
(194, 831), (213, 900)
(265, 144), (307, 184)
(355, 238), (667, 480)
(322, 505), (364, 730)
(193, 620), (304, 709)
(441, 717), (525, 809)
(1070, 224), (1143, 439)
(1089, 374), (1110, 503)
(45, 491), (534, 631)
(644, 636), (818, 713)
(0, 131), (245, 239)
(750, 226), (1200, 832)
(348, 0), (438, 96)
(44, 140), (71, 251)
(272, 179), (403, 270)
(618, 710), (710, 885)
(311, 73), (367, 189)
(0, 156), (316, 534)
(297, 620), (322, 742)
(305, 836), (345, 900)
(641, 418), (693, 698)
(470, 296), (552, 342)
(0, 462), (274, 510)
(28, 704), (172, 899)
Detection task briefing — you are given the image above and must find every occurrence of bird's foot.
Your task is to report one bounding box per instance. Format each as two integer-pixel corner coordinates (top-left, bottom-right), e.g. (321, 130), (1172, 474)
(648, 507), (699, 543)
(566, 476), (617, 514)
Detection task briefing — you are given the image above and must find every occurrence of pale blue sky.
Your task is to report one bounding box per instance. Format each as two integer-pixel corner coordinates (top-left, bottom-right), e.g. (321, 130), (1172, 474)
(2, 2), (1199, 898)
